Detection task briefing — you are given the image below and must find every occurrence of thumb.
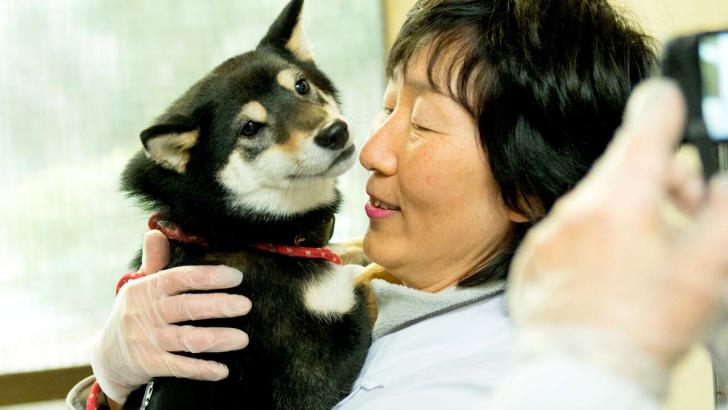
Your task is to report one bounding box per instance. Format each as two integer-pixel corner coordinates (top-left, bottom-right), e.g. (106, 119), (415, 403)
(139, 230), (170, 274)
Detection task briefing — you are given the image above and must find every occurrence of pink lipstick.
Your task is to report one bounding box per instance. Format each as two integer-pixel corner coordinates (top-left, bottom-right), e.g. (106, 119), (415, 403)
(365, 198), (400, 219)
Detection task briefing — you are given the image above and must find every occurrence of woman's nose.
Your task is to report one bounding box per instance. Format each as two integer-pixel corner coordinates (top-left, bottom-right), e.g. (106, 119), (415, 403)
(359, 113), (400, 176)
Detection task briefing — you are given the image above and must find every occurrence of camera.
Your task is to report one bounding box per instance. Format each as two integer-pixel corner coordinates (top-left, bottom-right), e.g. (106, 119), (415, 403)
(662, 30), (728, 178)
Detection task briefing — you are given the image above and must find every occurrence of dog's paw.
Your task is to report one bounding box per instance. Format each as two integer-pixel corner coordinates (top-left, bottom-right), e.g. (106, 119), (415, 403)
(326, 238), (370, 266)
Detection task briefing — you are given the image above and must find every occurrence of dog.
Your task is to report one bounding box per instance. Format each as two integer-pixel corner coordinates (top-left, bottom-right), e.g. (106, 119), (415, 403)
(119, 1), (371, 408)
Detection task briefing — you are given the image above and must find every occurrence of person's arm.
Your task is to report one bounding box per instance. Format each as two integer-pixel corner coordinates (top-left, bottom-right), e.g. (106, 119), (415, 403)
(78, 233), (367, 409)
(487, 79), (728, 408)
(89, 231), (252, 405)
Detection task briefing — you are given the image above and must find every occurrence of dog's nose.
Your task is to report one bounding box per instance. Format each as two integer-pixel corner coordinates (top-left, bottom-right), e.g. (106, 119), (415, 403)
(314, 121), (349, 150)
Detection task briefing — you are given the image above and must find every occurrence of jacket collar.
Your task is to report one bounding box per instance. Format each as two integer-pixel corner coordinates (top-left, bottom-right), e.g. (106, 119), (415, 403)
(370, 279), (506, 341)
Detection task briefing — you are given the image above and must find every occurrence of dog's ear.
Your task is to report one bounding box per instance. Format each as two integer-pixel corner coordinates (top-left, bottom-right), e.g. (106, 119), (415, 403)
(258, 0), (313, 62)
(140, 115), (199, 174)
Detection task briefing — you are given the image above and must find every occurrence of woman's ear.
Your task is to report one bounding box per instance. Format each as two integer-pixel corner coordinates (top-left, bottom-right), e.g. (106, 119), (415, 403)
(508, 210), (530, 223)
(508, 195), (545, 223)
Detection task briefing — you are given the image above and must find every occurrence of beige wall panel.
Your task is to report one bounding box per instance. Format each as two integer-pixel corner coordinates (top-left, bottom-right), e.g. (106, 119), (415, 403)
(382, 0), (417, 48)
(383, 0), (728, 46)
(610, 0), (728, 42)
(666, 346), (714, 410)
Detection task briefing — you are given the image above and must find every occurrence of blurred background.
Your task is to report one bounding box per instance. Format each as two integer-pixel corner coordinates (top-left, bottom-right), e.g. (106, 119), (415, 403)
(0, 0), (726, 408)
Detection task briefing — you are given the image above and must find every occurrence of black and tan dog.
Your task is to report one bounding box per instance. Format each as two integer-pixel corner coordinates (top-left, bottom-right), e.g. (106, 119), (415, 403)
(120, 1), (370, 408)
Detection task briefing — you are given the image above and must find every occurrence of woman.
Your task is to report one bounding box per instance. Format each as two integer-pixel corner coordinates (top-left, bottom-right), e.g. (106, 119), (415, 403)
(69, 0), (656, 408)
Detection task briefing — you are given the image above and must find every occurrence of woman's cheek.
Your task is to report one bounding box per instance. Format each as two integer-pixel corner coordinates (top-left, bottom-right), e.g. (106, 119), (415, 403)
(400, 164), (447, 209)
(407, 142), (455, 184)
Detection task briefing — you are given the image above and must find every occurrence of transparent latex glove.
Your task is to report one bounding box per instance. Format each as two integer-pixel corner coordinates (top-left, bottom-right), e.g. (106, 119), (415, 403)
(508, 79), (728, 398)
(89, 230), (252, 404)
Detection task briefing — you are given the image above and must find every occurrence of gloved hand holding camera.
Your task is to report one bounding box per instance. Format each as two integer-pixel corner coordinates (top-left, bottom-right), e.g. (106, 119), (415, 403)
(504, 29), (728, 404)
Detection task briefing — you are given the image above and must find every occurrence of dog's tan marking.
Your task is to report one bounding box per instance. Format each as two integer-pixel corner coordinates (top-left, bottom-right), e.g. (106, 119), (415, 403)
(286, 13), (314, 62)
(145, 130), (199, 173)
(237, 101), (268, 123)
(320, 92), (341, 116)
(275, 130), (306, 153)
(276, 69), (298, 93)
(321, 110), (344, 126)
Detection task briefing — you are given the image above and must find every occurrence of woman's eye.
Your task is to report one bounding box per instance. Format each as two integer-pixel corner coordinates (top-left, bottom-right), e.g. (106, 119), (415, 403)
(383, 107), (394, 116)
(295, 79), (310, 95)
(411, 122), (429, 132)
(241, 121), (263, 136)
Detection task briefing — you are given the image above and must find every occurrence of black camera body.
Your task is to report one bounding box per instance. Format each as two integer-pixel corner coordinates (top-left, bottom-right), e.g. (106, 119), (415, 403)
(662, 30), (728, 178)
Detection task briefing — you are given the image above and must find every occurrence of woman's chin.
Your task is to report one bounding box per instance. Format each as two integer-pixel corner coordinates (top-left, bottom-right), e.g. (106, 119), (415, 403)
(363, 229), (404, 271)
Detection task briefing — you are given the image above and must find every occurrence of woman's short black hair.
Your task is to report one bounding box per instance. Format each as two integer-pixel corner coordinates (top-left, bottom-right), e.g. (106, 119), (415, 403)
(388, 0), (657, 286)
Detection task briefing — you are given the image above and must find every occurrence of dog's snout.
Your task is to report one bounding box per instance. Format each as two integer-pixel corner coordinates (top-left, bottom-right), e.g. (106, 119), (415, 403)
(314, 121), (349, 150)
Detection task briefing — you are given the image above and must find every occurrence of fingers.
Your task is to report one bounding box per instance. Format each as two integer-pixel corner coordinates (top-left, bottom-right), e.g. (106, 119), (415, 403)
(155, 265), (243, 295)
(140, 230), (170, 275)
(159, 293), (252, 323)
(156, 325), (250, 354)
(598, 79), (687, 189)
(156, 352), (230, 381)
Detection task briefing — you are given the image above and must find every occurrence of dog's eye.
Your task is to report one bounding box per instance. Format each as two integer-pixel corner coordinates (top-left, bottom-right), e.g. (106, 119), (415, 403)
(295, 79), (310, 95)
(241, 121), (263, 137)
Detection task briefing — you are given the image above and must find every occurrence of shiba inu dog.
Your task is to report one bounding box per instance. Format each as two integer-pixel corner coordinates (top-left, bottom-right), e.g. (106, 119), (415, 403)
(119, 1), (371, 408)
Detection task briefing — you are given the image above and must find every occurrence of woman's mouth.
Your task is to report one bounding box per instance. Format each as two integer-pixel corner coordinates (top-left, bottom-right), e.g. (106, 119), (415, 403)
(365, 197), (400, 219)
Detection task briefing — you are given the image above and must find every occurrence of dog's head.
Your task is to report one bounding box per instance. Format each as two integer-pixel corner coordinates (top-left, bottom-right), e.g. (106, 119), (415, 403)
(135, 0), (354, 219)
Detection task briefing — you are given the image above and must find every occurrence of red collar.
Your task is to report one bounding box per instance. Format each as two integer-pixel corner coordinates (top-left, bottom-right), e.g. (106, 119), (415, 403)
(148, 212), (208, 246)
(147, 212), (341, 265)
(253, 243), (341, 265)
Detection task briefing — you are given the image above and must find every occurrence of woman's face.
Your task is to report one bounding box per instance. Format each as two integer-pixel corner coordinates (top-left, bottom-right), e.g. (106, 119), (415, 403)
(360, 51), (522, 292)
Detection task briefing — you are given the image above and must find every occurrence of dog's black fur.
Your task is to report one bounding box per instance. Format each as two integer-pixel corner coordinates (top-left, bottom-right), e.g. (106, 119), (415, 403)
(120, 1), (371, 408)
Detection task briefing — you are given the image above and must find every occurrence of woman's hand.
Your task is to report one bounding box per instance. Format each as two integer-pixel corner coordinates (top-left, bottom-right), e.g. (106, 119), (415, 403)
(90, 230), (252, 404)
(507, 79), (728, 395)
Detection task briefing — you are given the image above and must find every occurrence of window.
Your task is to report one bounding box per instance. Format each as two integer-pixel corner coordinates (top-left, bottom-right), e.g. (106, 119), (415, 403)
(0, 0), (384, 376)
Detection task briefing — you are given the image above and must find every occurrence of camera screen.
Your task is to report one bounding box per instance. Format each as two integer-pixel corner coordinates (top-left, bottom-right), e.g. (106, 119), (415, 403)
(699, 32), (728, 141)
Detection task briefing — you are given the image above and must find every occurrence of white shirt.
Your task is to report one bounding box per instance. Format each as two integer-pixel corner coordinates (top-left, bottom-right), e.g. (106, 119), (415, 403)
(334, 281), (515, 410)
(480, 354), (663, 410)
(332, 278), (665, 410)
